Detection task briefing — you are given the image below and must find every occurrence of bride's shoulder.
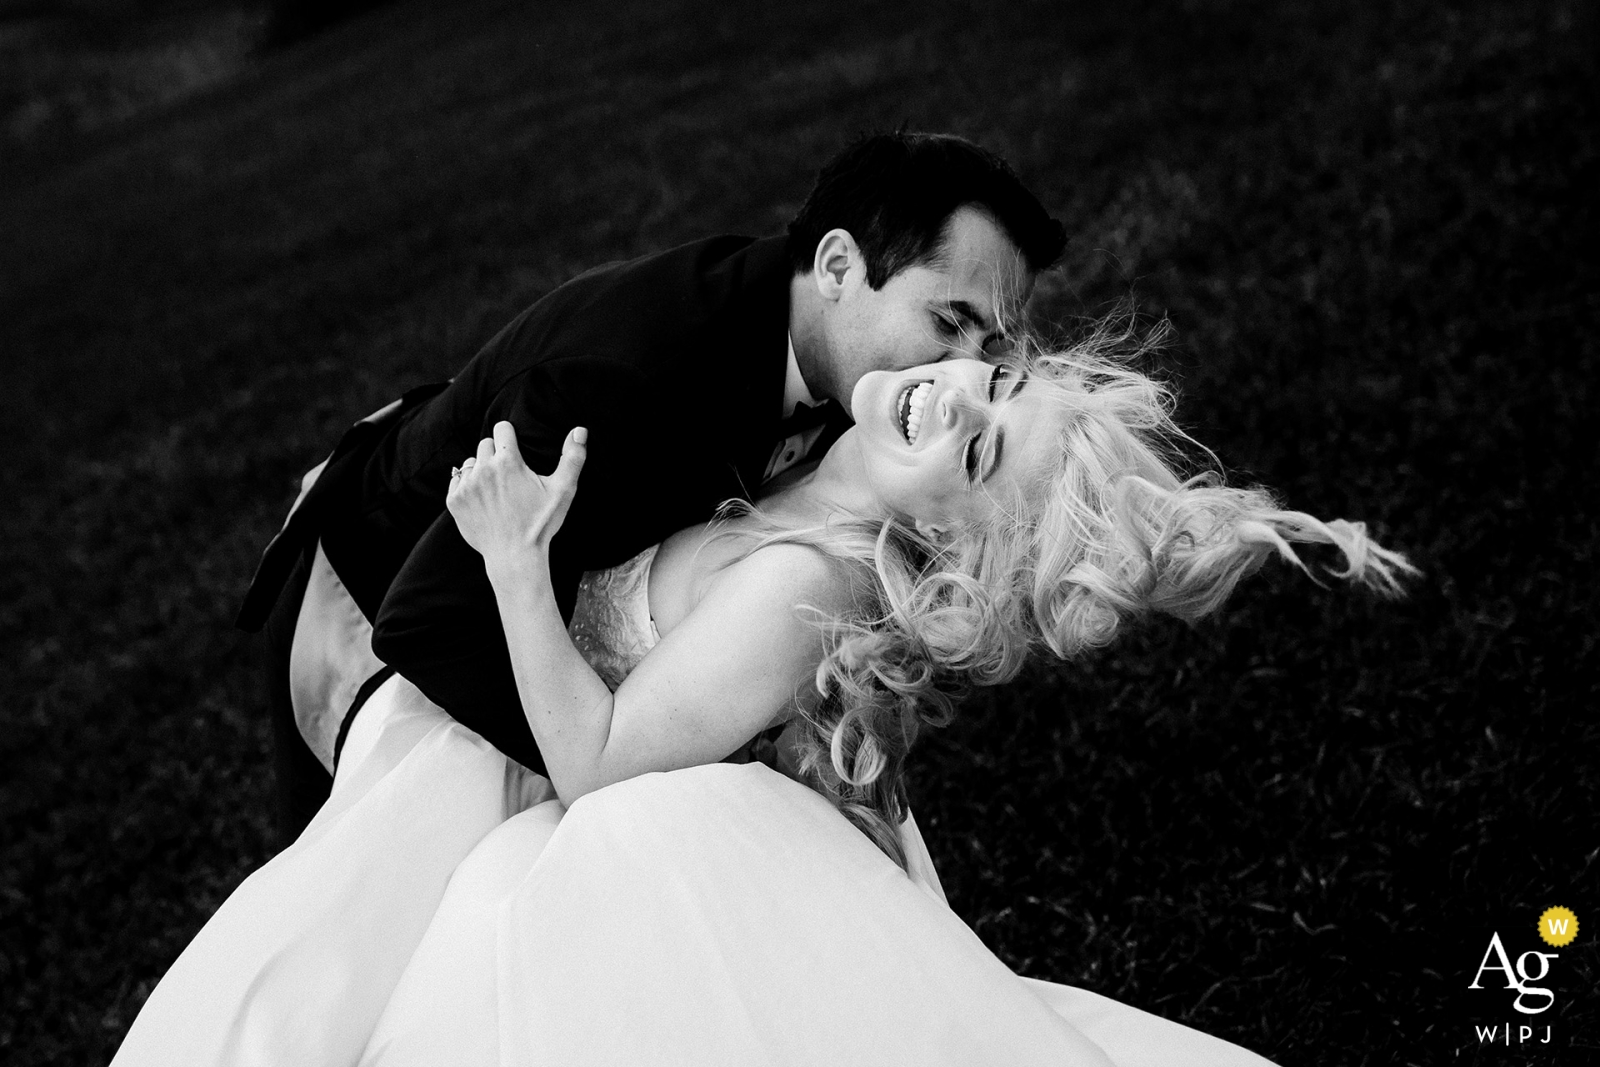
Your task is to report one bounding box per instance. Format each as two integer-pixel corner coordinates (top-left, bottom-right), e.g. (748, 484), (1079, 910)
(652, 526), (853, 636)
(706, 540), (856, 615)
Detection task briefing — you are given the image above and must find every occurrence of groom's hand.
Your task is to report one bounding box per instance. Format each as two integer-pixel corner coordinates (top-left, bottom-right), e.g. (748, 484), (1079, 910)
(447, 421), (588, 561)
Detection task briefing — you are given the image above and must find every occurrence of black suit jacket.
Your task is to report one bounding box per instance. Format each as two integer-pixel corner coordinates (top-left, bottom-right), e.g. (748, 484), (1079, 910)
(238, 234), (795, 771)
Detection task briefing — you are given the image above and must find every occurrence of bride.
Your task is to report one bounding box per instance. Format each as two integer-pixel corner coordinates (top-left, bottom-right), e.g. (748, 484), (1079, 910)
(112, 326), (1411, 1066)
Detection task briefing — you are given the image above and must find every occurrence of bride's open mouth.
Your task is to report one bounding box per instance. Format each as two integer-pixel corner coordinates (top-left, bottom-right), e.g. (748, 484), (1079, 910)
(896, 380), (933, 444)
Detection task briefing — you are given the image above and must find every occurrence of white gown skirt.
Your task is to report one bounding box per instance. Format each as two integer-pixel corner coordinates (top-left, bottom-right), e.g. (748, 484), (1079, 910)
(112, 677), (1277, 1067)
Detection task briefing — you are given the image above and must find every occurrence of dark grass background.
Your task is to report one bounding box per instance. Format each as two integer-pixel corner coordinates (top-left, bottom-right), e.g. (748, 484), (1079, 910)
(1, 0), (1595, 1063)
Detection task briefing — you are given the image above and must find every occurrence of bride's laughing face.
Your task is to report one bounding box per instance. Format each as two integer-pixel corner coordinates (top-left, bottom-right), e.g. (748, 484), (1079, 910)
(847, 358), (1058, 531)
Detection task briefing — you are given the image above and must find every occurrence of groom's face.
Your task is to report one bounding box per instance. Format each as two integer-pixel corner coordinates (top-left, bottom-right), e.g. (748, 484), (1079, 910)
(825, 207), (1033, 417)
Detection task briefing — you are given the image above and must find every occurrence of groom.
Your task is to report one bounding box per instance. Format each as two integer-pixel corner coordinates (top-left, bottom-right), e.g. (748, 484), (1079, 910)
(238, 131), (1066, 839)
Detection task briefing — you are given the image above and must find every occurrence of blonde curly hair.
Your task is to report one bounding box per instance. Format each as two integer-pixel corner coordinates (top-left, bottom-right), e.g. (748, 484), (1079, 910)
(724, 315), (1416, 867)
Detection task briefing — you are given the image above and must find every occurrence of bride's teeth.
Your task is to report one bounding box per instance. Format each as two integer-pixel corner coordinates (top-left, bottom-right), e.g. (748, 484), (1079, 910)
(905, 382), (931, 444)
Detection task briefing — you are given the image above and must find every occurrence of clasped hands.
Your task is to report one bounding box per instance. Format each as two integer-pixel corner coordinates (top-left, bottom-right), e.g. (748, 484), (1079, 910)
(447, 421), (588, 562)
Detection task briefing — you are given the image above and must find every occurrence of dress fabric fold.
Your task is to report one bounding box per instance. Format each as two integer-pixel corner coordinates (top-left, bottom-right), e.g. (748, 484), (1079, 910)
(114, 541), (1277, 1067)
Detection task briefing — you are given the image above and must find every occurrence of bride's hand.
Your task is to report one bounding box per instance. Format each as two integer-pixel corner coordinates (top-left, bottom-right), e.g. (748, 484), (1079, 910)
(446, 421), (587, 562)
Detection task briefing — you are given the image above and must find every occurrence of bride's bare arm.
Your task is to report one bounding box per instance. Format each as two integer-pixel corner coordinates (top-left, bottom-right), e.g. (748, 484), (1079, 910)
(448, 422), (840, 804)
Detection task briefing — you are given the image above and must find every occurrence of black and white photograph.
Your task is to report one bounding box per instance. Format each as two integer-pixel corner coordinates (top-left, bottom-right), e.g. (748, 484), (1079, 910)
(1, 0), (1593, 1063)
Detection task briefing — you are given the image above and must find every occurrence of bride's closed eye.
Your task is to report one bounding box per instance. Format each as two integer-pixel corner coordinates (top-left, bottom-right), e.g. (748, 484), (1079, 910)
(990, 365), (1028, 403)
(958, 365), (1011, 481)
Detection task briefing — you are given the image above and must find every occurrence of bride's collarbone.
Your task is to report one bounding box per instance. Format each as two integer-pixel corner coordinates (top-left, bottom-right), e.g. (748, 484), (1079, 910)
(648, 515), (834, 638)
(647, 519), (761, 636)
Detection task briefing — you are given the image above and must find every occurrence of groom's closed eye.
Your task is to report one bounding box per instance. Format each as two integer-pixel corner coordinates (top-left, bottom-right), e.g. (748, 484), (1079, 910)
(943, 299), (1003, 353)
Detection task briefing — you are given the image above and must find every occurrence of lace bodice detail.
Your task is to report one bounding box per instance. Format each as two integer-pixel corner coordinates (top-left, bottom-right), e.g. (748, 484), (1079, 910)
(566, 542), (786, 768)
(567, 545), (662, 692)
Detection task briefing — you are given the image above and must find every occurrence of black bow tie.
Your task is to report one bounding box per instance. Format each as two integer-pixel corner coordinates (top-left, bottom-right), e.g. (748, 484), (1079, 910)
(777, 399), (842, 438)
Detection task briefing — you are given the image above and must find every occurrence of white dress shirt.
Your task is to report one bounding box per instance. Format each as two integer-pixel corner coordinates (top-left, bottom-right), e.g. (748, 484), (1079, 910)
(764, 335), (830, 483)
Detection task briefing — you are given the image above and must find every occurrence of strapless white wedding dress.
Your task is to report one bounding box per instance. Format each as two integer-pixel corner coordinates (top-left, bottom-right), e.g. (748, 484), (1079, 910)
(112, 547), (1277, 1067)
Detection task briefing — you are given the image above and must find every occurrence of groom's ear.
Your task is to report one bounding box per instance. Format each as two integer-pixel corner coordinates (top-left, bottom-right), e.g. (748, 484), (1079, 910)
(812, 229), (859, 302)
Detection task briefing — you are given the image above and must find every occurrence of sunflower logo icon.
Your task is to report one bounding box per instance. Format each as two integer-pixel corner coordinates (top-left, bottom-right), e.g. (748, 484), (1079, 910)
(1538, 906), (1578, 948)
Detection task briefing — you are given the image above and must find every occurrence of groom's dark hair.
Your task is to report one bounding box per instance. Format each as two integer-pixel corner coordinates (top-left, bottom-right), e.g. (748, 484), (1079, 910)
(786, 132), (1065, 288)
